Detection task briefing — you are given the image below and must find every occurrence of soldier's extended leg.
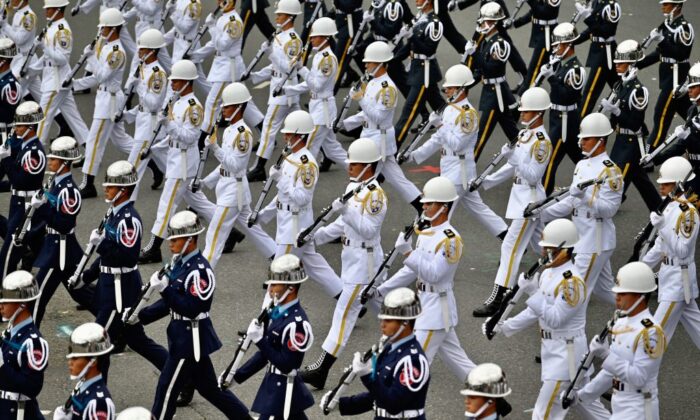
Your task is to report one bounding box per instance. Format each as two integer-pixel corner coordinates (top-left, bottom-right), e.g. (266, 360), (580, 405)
(575, 251), (616, 305)
(415, 329), (476, 382)
(475, 101), (519, 162)
(543, 110), (581, 195)
(276, 243), (343, 298)
(520, 46), (548, 96)
(379, 157), (423, 212)
(37, 90), (89, 145)
(654, 300), (700, 349)
(579, 65), (617, 118)
(193, 356), (251, 418)
(141, 178), (189, 264)
(248, 104), (299, 181)
(456, 186), (508, 238)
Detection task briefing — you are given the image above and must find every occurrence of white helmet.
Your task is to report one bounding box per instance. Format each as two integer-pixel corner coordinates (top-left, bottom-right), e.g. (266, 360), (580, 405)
(614, 40), (644, 63)
(221, 83), (252, 106)
(168, 60), (198, 81)
(275, 0), (302, 15)
(518, 87), (551, 111)
(442, 64), (475, 88)
(309, 17), (338, 37)
(612, 262), (657, 294)
(43, 0), (69, 8)
(346, 138), (381, 164)
(48, 136), (82, 161)
(578, 113), (613, 139)
(167, 210), (205, 240)
(99, 8), (125, 27)
(477, 2), (505, 22)
(687, 62), (700, 89)
(538, 218), (578, 248)
(116, 407), (154, 420)
(67, 322), (114, 358)
(15, 101), (45, 125)
(138, 29), (166, 49)
(266, 254), (308, 285)
(280, 110), (314, 135)
(551, 22), (579, 45)
(0, 38), (17, 59)
(363, 41), (393, 63)
(656, 156), (696, 183)
(378, 287), (422, 320)
(103, 160), (138, 186)
(0, 270), (39, 303)
(659, 0), (684, 3)
(460, 363), (512, 398)
(420, 176), (458, 203)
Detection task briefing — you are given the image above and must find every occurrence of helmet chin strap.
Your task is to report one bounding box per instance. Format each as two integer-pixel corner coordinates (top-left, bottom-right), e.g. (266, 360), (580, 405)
(369, 64), (384, 78)
(272, 286), (293, 306)
(276, 17), (293, 29)
(690, 89), (700, 103)
(422, 204), (445, 222)
(226, 105), (243, 123)
(664, 6), (679, 23)
(465, 399), (493, 419)
(142, 50), (155, 62)
(520, 112), (543, 128)
(477, 21), (495, 35)
(620, 65), (638, 83)
(555, 44), (571, 60)
(48, 9), (59, 22)
(288, 134), (305, 150)
(71, 357), (96, 381)
(618, 295), (645, 317)
(105, 188), (124, 205)
(312, 39), (330, 52)
(349, 164), (371, 182)
(174, 81), (191, 96)
(3, 304), (26, 324)
(386, 322), (407, 345)
(579, 139), (602, 158)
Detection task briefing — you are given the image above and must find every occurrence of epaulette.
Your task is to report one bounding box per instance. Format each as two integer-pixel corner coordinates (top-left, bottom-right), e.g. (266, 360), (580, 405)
(381, 80), (388, 88)
(444, 229), (455, 238)
(153, 66), (160, 71)
(58, 23), (64, 30)
(188, 98), (196, 106)
(536, 132), (545, 140)
(367, 183), (376, 190)
(322, 51), (329, 57)
(300, 155), (309, 164)
(641, 318), (654, 328)
(237, 125), (246, 132)
(603, 160), (614, 167)
(679, 202), (689, 211)
(563, 270), (572, 278)
(290, 33), (297, 39)
(113, 44), (119, 51)
(462, 104), (471, 110)
(229, 15), (236, 21)
(198, 263), (205, 269)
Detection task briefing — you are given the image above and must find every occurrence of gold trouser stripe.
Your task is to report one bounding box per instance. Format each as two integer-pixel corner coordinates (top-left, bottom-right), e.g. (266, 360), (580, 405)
(651, 92), (675, 148)
(157, 179), (182, 237)
(335, 38), (352, 83)
(207, 84), (226, 133)
(583, 253), (598, 283)
(259, 105), (280, 156)
(331, 284), (363, 356)
(242, 10), (251, 31)
(421, 330), (434, 351)
(306, 125), (320, 149)
(580, 67), (602, 117)
(544, 381), (562, 420)
(134, 141), (148, 171)
(622, 162), (630, 178)
(285, 244), (292, 254)
(543, 138), (563, 190)
(397, 85), (426, 143)
(504, 219), (529, 288)
(206, 207), (230, 261)
(87, 120), (107, 175)
(475, 109), (495, 159)
(660, 301), (677, 328)
(530, 48), (546, 87)
(37, 92), (57, 139)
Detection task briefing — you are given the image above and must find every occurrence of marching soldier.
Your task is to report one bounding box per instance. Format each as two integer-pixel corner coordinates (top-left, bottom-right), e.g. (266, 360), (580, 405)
(233, 254), (315, 419)
(71, 0), (137, 58)
(0, 38), (21, 126)
(341, 41), (423, 213)
(542, 113), (623, 305)
(460, 363), (512, 419)
(637, 0), (694, 153)
(376, 177), (477, 382)
(135, 210), (251, 419)
(0, 271), (48, 420)
(72, 8), (134, 198)
(642, 157), (700, 349)
(603, 40), (660, 210)
(407, 64), (507, 240)
(52, 322), (116, 420)
(326, 287), (430, 418)
(246, 0), (303, 182)
(493, 219), (610, 419)
(539, 23), (585, 195)
(127, 0), (166, 39)
(163, 0), (210, 90)
(472, 88), (551, 317)
(301, 138), (387, 389)
(570, 262), (666, 420)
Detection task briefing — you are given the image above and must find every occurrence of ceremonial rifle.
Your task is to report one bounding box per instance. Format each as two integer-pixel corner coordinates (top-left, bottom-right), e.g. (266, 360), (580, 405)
(190, 112), (222, 194)
(240, 30), (280, 81)
(570, 0), (592, 25)
(113, 60), (144, 123)
(61, 32), (101, 89)
(247, 144), (293, 227)
(138, 93), (179, 163)
(639, 116), (698, 167)
(640, 21), (666, 51)
(346, 5), (374, 58)
(20, 23), (51, 78)
(183, 5), (223, 58)
(332, 72), (371, 132)
(522, 176), (609, 218)
(158, 0), (176, 30)
(468, 131), (523, 192)
(67, 199), (117, 289)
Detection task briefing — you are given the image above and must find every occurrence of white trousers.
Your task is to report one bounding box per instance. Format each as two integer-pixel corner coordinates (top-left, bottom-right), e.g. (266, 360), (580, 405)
(456, 185), (508, 237)
(202, 82), (265, 133)
(415, 328), (476, 382)
(172, 39), (211, 92)
(533, 379), (610, 420)
(37, 90), (89, 145)
(494, 218), (542, 288)
(256, 103), (300, 160)
(82, 119), (134, 176)
(322, 283), (380, 357)
(127, 137), (169, 201)
(307, 125), (348, 168)
(151, 178), (216, 238)
(377, 156), (422, 204)
(275, 242), (343, 298)
(203, 204), (276, 268)
(575, 251), (615, 305)
(611, 390), (659, 420)
(654, 299), (700, 349)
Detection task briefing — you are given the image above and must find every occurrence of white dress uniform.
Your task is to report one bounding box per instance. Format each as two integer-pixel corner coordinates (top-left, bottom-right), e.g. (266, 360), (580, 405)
(342, 73), (422, 204)
(642, 197), (700, 348)
(377, 221), (476, 382)
(543, 152), (623, 304)
(2, 4), (42, 99)
(73, 38), (135, 178)
(251, 28), (302, 161)
(201, 119), (276, 267)
(189, 8), (264, 134)
(149, 92), (216, 238)
(163, 0), (210, 90)
(501, 262), (610, 420)
(285, 45), (348, 166)
(412, 97), (508, 237)
(78, 0), (137, 57)
(31, 17), (89, 144)
(314, 179), (387, 356)
(578, 308), (666, 420)
(257, 147), (343, 297)
(482, 126), (552, 288)
(125, 0), (172, 72)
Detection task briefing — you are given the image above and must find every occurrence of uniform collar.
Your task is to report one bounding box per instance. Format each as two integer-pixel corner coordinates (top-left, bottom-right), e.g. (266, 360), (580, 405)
(389, 333), (414, 352)
(80, 374), (103, 393)
(0, 70), (10, 79)
(18, 5), (32, 13)
(21, 136), (38, 148)
(54, 172), (71, 184)
(562, 55), (576, 65)
(112, 200), (130, 214)
(275, 298), (299, 313)
(180, 92), (196, 102)
(625, 307), (651, 323)
(10, 317), (32, 338)
(181, 249), (199, 264)
(587, 152), (608, 164)
(481, 414), (498, 420)
(426, 220), (450, 232)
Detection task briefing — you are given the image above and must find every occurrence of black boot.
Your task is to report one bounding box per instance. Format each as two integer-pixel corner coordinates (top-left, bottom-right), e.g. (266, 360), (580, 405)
(55, 112), (74, 137)
(223, 227), (246, 253)
(139, 236), (163, 264)
(148, 159), (164, 190)
(176, 379), (195, 407)
(246, 157), (268, 182)
(472, 284), (508, 318)
(319, 151), (333, 173)
(410, 196), (423, 214)
(497, 230), (507, 241)
(301, 351), (337, 390)
(79, 175), (97, 198)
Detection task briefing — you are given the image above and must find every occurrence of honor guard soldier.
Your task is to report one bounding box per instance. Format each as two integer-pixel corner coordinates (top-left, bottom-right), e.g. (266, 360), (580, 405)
(377, 177), (477, 382)
(539, 22), (585, 195)
(0, 271), (48, 420)
(73, 8), (135, 198)
(0, 38), (21, 127)
(642, 157), (700, 349)
(407, 64), (508, 240)
(637, 0), (694, 153)
(255, 110), (344, 299)
(127, 0), (168, 40)
(603, 40), (660, 210)
(542, 113), (623, 305)
(493, 219), (610, 419)
(201, 82), (276, 268)
(71, 0), (137, 57)
(246, 0), (303, 182)
(139, 60), (217, 264)
(472, 88), (551, 317)
(327, 287), (430, 419)
(0, 101), (46, 277)
(283, 17), (349, 168)
(52, 322), (116, 420)
(301, 138), (387, 389)
(341, 41), (423, 213)
(468, 2), (520, 162)
(136, 210), (251, 420)
(460, 363), (512, 420)
(393, 0), (445, 147)
(32, 0), (89, 145)
(570, 263), (666, 420)
(233, 254), (315, 419)
(163, 0), (209, 90)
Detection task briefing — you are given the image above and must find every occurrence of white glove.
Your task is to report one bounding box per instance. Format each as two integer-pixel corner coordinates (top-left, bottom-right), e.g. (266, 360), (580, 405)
(481, 318), (502, 337)
(320, 390), (336, 412)
(499, 143), (514, 159)
(149, 271), (168, 292)
(502, 18), (513, 29)
(673, 124), (691, 140)
(463, 40), (477, 56)
(600, 98), (621, 116)
(569, 183), (585, 198)
(649, 211), (664, 227)
(0, 147), (10, 159)
(260, 40), (271, 54)
(362, 10), (374, 24)
(538, 63), (554, 80)
(394, 232), (412, 255)
(53, 406), (72, 420)
(165, 0), (176, 12)
(269, 166), (282, 182)
(122, 309), (138, 325)
(70, 5), (80, 16)
(574, 2), (592, 19)
(398, 25), (412, 40)
(447, 0), (457, 11)
(88, 229), (104, 246)
(122, 8), (137, 20)
(82, 44), (95, 57)
(205, 13), (217, 27)
(246, 319), (264, 343)
(560, 390), (580, 408)
(649, 28), (664, 43)
(331, 198), (346, 213)
(428, 111), (442, 127)
(0, 352), (3, 368)
(30, 193), (46, 209)
(589, 334), (610, 359)
(517, 272), (539, 296)
(352, 351), (372, 376)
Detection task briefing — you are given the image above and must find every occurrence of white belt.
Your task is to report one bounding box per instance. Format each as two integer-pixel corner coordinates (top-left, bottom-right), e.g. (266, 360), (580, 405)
(310, 93), (333, 100)
(168, 140), (188, 150)
(618, 128), (642, 136)
(483, 76), (506, 85)
(533, 18), (558, 26)
(375, 407), (425, 418)
(662, 256), (691, 267)
(591, 36), (615, 43)
(412, 54), (435, 60)
(686, 153), (700, 161)
(276, 201), (309, 213)
(137, 105), (158, 115)
(661, 57), (689, 64)
(540, 328), (585, 340)
(572, 209), (604, 220)
(219, 168), (244, 179)
(341, 236), (379, 249)
(551, 103), (578, 112)
(173, 31), (195, 41)
(0, 390), (30, 401)
(100, 265), (138, 274)
(440, 149), (465, 158)
(170, 311), (210, 321)
(138, 16), (157, 24)
(418, 280), (451, 332)
(46, 227), (75, 235)
(362, 121), (391, 130)
(11, 189), (39, 197)
(612, 379), (656, 395)
(267, 364), (293, 376)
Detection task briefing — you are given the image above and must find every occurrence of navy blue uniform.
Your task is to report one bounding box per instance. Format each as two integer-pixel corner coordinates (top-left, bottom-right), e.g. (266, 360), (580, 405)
(656, 105), (700, 194)
(234, 299), (314, 419)
(65, 374), (115, 420)
(240, 0), (275, 48)
(339, 334), (430, 419)
(333, 0), (366, 92)
(0, 318), (47, 419)
(139, 250), (249, 420)
(0, 70), (21, 127)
